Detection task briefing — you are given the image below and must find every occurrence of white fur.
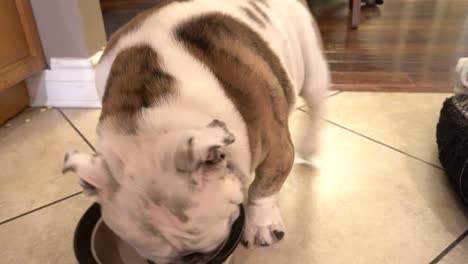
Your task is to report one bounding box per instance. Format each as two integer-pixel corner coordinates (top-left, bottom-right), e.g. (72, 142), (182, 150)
(293, 7), (330, 160)
(244, 195), (284, 246)
(88, 0), (328, 260)
(95, 0), (327, 170)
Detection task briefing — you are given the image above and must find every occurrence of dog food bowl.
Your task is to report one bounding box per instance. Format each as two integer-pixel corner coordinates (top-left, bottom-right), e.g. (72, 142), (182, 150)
(74, 203), (244, 264)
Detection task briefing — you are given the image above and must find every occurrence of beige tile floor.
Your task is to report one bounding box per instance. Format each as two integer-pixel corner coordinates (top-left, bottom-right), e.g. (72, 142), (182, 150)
(439, 231), (468, 264)
(1, 92), (467, 264)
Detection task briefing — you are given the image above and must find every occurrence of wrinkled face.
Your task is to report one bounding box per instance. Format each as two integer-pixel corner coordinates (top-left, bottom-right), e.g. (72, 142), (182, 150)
(63, 120), (244, 263)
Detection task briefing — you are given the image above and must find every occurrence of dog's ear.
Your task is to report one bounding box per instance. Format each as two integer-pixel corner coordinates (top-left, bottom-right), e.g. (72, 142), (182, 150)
(62, 151), (111, 195)
(174, 119), (235, 173)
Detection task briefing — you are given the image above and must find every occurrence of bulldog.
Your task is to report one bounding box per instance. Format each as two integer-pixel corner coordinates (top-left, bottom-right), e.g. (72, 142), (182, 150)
(63, 0), (329, 263)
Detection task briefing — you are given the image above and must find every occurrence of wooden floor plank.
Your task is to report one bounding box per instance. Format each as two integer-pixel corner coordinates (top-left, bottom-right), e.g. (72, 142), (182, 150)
(99, 0), (468, 92)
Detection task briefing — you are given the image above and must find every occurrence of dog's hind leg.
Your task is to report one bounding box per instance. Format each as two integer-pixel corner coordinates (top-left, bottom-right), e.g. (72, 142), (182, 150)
(294, 16), (330, 161)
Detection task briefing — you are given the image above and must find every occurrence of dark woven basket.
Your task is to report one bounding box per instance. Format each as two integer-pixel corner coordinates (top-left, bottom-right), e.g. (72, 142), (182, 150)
(436, 95), (468, 205)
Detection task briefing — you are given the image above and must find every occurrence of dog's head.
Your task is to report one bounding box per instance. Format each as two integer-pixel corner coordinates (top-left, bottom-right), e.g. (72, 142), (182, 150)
(63, 120), (244, 263)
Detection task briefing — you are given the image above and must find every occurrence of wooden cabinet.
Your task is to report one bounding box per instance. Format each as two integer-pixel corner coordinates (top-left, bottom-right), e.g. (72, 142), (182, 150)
(0, 0), (46, 124)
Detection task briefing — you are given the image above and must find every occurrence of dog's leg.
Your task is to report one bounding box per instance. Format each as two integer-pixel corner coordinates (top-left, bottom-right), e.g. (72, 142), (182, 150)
(243, 135), (294, 247)
(295, 73), (328, 161)
(295, 15), (330, 162)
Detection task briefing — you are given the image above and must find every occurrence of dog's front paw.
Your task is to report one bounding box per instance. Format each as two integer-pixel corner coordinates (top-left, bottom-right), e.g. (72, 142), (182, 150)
(242, 195), (285, 248)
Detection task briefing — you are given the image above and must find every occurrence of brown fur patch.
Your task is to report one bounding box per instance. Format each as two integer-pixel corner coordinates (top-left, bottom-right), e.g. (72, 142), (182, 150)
(100, 0), (192, 60)
(240, 7), (266, 28)
(297, 0), (308, 7)
(100, 45), (176, 134)
(248, 0), (270, 23)
(176, 14), (295, 197)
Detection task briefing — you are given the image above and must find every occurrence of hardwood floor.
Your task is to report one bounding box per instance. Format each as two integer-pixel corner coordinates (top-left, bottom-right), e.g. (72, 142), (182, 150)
(312, 0), (468, 92)
(100, 0), (468, 92)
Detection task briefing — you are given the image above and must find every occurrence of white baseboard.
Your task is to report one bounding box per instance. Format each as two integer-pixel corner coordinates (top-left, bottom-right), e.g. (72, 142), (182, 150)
(26, 57), (102, 108)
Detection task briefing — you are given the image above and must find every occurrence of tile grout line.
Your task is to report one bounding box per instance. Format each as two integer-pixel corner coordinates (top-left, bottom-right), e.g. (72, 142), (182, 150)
(0, 191), (83, 226)
(308, 115), (444, 170)
(297, 91), (343, 111)
(327, 90), (343, 98)
(324, 118), (443, 170)
(57, 108), (96, 152)
(429, 229), (468, 264)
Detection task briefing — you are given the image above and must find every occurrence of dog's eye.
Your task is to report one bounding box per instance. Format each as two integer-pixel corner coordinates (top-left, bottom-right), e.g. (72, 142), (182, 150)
(205, 153), (226, 166)
(176, 168), (189, 174)
(204, 160), (218, 166)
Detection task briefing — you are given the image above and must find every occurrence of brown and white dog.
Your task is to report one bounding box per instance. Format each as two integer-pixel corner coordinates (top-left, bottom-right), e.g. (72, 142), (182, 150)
(63, 0), (329, 263)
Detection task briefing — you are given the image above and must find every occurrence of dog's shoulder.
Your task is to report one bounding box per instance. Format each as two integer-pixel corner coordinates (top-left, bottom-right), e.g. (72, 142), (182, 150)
(99, 44), (176, 134)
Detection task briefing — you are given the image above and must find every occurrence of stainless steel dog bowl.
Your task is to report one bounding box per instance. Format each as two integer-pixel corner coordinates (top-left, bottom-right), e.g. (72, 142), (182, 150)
(74, 203), (244, 264)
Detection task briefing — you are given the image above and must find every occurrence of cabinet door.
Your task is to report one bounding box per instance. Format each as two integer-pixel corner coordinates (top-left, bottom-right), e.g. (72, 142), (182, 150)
(0, 0), (46, 91)
(0, 82), (29, 124)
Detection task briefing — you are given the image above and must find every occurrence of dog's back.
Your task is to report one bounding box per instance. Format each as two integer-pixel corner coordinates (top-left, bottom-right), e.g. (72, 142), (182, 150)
(85, 0), (328, 261)
(95, 0), (323, 171)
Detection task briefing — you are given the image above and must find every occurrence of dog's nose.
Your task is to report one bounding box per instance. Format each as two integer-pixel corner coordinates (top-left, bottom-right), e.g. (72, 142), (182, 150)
(63, 150), (78, 174)
(64, 152), (70, 164)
